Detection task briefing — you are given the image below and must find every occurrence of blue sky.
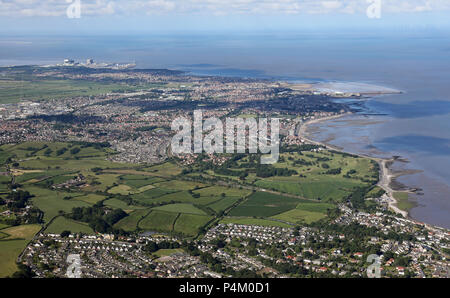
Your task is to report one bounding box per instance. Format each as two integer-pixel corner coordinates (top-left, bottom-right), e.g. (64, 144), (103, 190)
(1, 0), (450, 34)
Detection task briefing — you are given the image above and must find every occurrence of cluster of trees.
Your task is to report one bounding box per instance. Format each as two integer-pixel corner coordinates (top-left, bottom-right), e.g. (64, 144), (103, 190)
(324, 168), (342, 175)
(6, 190), (33, 209)
(71, 141), (111, 149)
(135, 125), (158, 132)
(255, 165), (297, 178)
(292, 159), (313, 166)
(67, 205), (128, 234)
(281, 144), (322, 153)
(1, 190), (43, 226)
(10, 264), (35, 279)
(347, 186), (373, 211)
(70, 147), (81, 155)
(343, 169), (357, 178)
(143, 241), (181, 253)
(56, 147), (67, 156)
(214, 168), (242, 177)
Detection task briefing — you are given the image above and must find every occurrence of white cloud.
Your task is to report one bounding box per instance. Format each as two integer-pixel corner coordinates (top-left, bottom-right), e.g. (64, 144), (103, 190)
(322, 1), (342, 10)
(0, 0), (449, 17)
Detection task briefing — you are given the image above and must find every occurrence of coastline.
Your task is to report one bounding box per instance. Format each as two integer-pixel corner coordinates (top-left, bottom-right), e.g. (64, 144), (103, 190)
(296, 113), (411, 219)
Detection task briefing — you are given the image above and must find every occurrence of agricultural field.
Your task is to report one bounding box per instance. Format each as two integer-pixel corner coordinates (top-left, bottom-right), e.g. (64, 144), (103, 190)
(228, 192), (307, 217)
(103, 198), (146, 213)
(0, 175), (10, 192)
(0, 75), (156, 104)
(153, 180), (204, 191)
(131, 188), (177, 204)
(0, 225), (41, 277)
(295, 202), (335, 213)
(44, 216), (94, 235)
(254, 176), (362, 202)
(193, 186), (250, 198)
(143, 162), (182, 177)
(25, 186), (90, 223)
(227, 191), (333, 225)
(207, 197), (241, 213)
(120, 175), (165, 189)
(152, 203), (206, 215)
(107, 176), (171, 196)
(173, 214), (213, 236)
(114, 209), (151, 232)
(138, 211), (178, 232)
(72, 194), (106, 205)
(108, 184), (133, 195)
(149, 191), (214, 205)
(0, 141), (380, 254)
(83, 174), (120, 192)
(271, 209), (327, 224)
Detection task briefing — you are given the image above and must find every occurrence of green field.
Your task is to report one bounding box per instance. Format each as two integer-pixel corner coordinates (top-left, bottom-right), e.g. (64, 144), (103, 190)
(103, 198), (146, 212)
(73, 194), (106, 205)
(0, 76), (154, 104)
(148, 191), (218, 205)
(131, 188), (176, 204)
(173, 214), (213, 236)
(208, 197), (241, 213)
(0, 175), (10, 192)
(138, 211), (178, 232)
(228, 192), (306, 217)
(153, 248), (184, 258)
(254, 177), (361, 201)
(271, 209), (326, 224)
(84, 174), (120, 192)
(114, 209), (151, 232)
(26, 186), (90, 223)
(45, 216), (94, 235)
(295, 202), (335, 213)
(121, 175), (165, 188)
(108, 184), (133, 195)
(143, 162), (182, 177)
(0, 225), (42, 277)
(153, 203), (206, 215)
(193, 186), (250, 198)
(0, 140), (382, 266)
(153, 180), (204, 191)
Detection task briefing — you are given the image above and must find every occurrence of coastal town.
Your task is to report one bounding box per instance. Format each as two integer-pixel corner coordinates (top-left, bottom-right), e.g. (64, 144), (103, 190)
(0, 63), (448, 279)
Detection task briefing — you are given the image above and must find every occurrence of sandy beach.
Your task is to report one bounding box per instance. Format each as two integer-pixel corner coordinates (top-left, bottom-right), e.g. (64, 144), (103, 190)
(297, 113), (409, 218)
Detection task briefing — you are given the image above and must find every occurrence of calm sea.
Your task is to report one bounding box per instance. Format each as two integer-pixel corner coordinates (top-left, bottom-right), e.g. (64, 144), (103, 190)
(1, 31), (449, 227)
